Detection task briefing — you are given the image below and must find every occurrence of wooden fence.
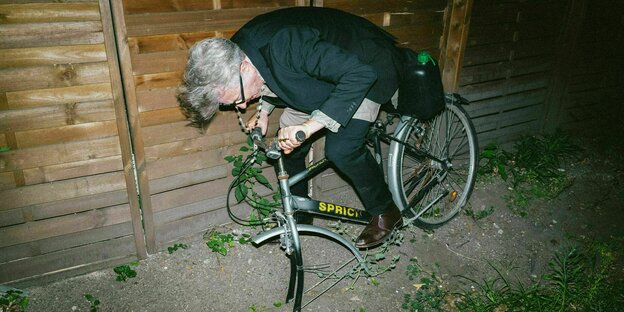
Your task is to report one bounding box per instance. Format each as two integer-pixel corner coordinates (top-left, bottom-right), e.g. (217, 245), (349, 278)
(0, 0), (143, 286)
(1, 0), (622, 285)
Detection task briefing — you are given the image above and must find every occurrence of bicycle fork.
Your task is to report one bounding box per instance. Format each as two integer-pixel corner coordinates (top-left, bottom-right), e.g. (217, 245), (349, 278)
(275, 156), (306, 311)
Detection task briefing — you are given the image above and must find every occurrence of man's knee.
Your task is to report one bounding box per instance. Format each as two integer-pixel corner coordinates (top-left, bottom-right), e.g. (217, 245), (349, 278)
(325, 145), (366, 167)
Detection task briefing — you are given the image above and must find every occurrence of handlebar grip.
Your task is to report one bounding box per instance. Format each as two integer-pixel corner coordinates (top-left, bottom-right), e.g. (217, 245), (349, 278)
(295, 130), (306, 143)
(251, 127), (263, 141)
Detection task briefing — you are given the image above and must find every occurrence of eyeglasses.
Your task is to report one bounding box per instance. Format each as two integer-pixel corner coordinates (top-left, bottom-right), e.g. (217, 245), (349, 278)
(221, 74), (245, 107)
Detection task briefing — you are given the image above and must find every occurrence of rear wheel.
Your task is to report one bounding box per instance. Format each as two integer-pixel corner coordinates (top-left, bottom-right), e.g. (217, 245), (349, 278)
(390, 95), (478, 226)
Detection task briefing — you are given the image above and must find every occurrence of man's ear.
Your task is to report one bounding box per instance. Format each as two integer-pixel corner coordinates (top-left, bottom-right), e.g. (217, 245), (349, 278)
(240, 57), (254, 74)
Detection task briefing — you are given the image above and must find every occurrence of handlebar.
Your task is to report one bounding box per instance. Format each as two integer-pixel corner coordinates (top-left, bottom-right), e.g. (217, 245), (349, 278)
(251, 127), (306, 160)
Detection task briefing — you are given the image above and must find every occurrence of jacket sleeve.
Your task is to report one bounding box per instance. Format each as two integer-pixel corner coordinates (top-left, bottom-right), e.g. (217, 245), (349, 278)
(266, 26), (377, 127)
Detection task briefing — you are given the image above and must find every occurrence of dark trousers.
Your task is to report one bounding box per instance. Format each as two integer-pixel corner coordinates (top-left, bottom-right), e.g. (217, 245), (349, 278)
(282, 119), (393, 216)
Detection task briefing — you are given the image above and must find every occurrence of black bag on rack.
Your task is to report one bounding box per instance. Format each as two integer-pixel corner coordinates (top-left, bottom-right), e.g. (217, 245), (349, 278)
(397, 48), (445, 120)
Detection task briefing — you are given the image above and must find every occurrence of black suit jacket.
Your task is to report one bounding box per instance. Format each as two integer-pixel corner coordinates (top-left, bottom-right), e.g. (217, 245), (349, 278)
(231, 7), (401, 127)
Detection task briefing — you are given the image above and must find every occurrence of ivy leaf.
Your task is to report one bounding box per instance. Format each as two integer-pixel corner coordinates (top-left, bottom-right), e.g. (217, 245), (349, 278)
(247, 136), (253, 147)
(255, 174), (273, 190)
(235, 184), (248, 202)
(240, 146), (250, 152)
(224, 155), (235, 162)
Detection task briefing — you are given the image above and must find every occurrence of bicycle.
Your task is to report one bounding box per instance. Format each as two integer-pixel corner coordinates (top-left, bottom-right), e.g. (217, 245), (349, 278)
(226, 93), (478, 311)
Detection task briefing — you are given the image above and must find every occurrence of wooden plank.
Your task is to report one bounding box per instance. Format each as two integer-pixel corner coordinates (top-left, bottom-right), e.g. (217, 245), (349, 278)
(323, 0), (447, 14)
(136, 88), (178, 112)
(0, 222), (133, 263)
(1, 172), (126, 211)
(459, 56), (552, 86)
(0, 235), (136, 284)
(144, 130), (242, 162)
(125, 7), (279, 37)
(0, 31), (103, 49)
(0, 171), (15, 191)
(0, 44), (106, 68)
(0, 21), (102, 39)
(128, 31), (218, 54)
(133, 71), (182, 91)
(154, 207), (230, 248)
(130, 50), (188, 75)
(150, 178), (226, 213)
(146, 145), (240, 180)
(26, 189), (128, 221)
(107, 0), (153, 256)
(0, 203), (131, 248)
(0, 100), (116, 132)
(0, 62), (110, 93)
(22, 155), (122, 185)
(465, 88), (546, 118)
(0, 3), (100, 23)
(220, 0), (296, 10)
(149, 165), (228, 194)
(15, 120), (118, 149)
(0, 133), (6, 146)
(6, 83), (112, 109)
(439, 0), (473, 92)
(138, 107), (186, 127)
(1, 136), (121, 172)
(123, 0), (216, 14)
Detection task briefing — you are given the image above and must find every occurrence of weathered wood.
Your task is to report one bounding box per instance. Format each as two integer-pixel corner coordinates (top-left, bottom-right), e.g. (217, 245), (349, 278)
(0, 222), (133, 264)
(0, 171), (15, 191)
(440, 0), (473, 92)
(149, 165), (228, 194)
(133, 71), (182, 91)
(0, 203), (131, 248)
(15, 120), (118, 149)
(0, 171), (126, 211)
(128, 32), (216, 54)
(0, 62), (110, 93)
(459, 56), (552, 86)
(0, 3), (100, 23)
(22, 155), (122, 185)
(0, 44), (106, 67)
(144, 130), (240, 162)
(130, 50), (188, 75)
(146, 144), (241, 180)
(136, 88), (178, 112)
(0, 31), (103, 49)
(125, 7), (279, 37)
(0, 235), (136, 284)
(1, 136), (121, 171)
(5, 83), (112, 109)
(323, 0), (446, 14)
(139, 107), (186, 127)
(26, 189), (128, 221)
(0, 100), (116, 132)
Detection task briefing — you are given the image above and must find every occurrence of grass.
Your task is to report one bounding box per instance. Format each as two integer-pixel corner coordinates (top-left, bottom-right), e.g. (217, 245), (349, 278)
(478, 129), (581, 215)
(402, 241), (624, 312)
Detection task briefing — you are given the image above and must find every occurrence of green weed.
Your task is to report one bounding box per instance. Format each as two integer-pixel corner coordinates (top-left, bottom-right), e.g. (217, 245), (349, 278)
(204, 231), (235, 256)
(478, 130), (580, 214)
(0, 289), (29, 312)
(464, 206), (495, 221)
(113, 262), (138, 282)
(84, 294), (100, 312)
(167, 243), (189, 254)
(402, 258), (446, 312)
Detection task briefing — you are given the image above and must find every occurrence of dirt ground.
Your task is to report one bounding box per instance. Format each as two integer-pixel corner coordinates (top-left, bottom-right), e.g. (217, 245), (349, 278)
(22, 131), (624, 312)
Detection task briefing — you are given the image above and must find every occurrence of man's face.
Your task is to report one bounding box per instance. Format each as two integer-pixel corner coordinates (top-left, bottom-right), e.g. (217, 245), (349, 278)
(219, 60), (264, 109)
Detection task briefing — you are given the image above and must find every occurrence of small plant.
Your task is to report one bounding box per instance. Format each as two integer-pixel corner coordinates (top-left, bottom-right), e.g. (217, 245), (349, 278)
(0, 289), (29, 312)
(225, 137), (281, 225)
(464, 206), (495, 221)
(84, 294), (100, 312)
(0, 147), (10, 153)
(167, 243), (189, 254)
(478, 130), (580, 214)
(113, 261), (138, 281)
(455, 244), (624, 311)
(204, 231), (235, 256)
(402, 258), (447, 311)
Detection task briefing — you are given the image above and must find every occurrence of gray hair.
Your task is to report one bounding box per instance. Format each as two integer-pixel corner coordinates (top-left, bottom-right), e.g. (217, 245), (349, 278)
(177, 37), (245, 130)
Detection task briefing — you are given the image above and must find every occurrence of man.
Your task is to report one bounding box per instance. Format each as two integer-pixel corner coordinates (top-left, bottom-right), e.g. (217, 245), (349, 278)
(177, 7), (403, 248)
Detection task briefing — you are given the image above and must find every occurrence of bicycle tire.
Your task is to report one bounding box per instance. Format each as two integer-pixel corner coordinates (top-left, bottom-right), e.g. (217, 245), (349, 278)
(252, 224), (369, 311)
(388, 96), (478, 226)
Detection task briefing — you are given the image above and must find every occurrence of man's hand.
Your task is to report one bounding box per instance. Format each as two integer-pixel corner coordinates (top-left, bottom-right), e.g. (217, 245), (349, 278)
(246, 111), (269, 135)
(277, 120), (323, 154)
